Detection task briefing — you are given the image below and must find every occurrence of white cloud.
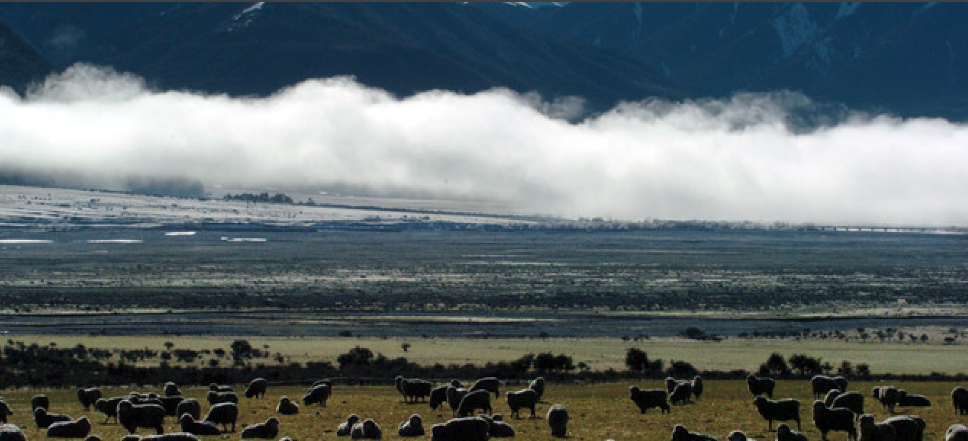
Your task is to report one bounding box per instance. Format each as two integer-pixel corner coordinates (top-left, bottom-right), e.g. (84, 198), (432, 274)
(3, 63), (968, 226)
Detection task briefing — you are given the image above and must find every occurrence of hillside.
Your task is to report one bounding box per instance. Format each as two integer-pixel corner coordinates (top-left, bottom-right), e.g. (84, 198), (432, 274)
(0, 2), (683, 112)
(474, 2), (968, 120)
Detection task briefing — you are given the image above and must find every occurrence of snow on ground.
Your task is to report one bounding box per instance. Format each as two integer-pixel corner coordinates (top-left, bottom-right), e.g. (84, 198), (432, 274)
(0, 184), (539, 230)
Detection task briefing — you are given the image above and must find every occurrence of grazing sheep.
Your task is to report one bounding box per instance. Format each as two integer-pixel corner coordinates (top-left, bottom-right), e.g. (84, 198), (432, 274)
(118, 400), (166, 435)
(692, 376), (705, 400)
(159, 396), (184, 417)
(629, 386), (670, 414)
(753, 396), (801, 431)
(691, 375), (705, 400)
(506, 388), (539, 419)
(670, 382), (694, 405)
(859, 414), (896, 441)
(457, 389), (493, 417)
(303, 383), (331, 407)
(350, 418), (382, 440)
(486, 415), (515, 438)
(470, 377), (501, 399)
(397, 414), (425, 437)
(671, 425), (718, 441)
(824, 390), (865, 419)
(337, 415), (361, 437)
(47, 416), (93, 438)
(0, 400), (11, 424)
(208, 384), (233, 393)
(245, 378), (269, 399)
(179, 413), (221, 436)
(666, 377), (688, 394)
(881, 416), (925, 441)
(175, 399), (201, 421)
(812, 400), (857, 441)
(749, 376), (777, 398)
(946, 425), (968, 441)
(205, 391), (238, 406)
(812, 376), (848, 399)
(529, 377), (546, 401)
(895, 391), (931, 408)
(547, 404), (569, 438)
(430, 416), (489, 441)
(202, 402), (238, 433)
(872, 387), (900, 413)
(450, 379), (463, 388)
(241, 417), (279, 439)
(34, 407), (73, 429)
(137, 433), (201, 441)
(399, 378), (434, 404)
(164, 382), (181, 397)
(0, 424), (26, 441)
(953, 387), (968, 415)
(277, 396), (299, 415)
(95, 397), (126, 424)
(446, 387), (469, 416)
(776, 424), (809, 441)
(429, 386), (449, 411)
(31, 394), (50, 411)
(728, 430), (755, 441)
(77, 388), (102, 411)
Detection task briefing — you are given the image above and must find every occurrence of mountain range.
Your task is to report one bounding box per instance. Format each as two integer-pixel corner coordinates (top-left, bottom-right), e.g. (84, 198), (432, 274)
(1, 2), (966, 120)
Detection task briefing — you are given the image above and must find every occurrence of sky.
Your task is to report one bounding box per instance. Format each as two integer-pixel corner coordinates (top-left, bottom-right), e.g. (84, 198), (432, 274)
(2, 63), (968, 226)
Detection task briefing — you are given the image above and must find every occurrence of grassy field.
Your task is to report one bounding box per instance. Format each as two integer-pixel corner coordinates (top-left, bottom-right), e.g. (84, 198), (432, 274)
(0, 380), (963, 441)
(7, 334), (968, 376)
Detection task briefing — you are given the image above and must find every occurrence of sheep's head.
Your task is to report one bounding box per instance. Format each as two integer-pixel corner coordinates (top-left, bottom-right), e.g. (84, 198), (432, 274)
(728, 430), (747, 441)
(671, 425), (689, 441)
(813, 400), (826, 411)
(346, 415), (360, 426)
(77, 417), (92, 431)
(776, 424), (791, 437)
(409, 414), (422, 425)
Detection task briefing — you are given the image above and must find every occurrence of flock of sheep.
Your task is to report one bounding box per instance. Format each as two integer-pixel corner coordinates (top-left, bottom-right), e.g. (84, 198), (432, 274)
(632, 374), (968, 441)
(0, 376), (564, 441)
(0, 374), (966, 441)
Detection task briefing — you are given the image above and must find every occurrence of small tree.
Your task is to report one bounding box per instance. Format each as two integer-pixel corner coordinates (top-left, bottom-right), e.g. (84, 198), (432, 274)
(625, 348), (649, 373)
(789, 353), (822, 377)
(759, 352), (791, 377)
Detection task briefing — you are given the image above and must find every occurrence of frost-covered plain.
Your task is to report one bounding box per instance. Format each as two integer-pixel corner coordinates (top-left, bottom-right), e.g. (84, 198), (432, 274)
(3, 184), (968, 339)
(0, 184), (538, 229)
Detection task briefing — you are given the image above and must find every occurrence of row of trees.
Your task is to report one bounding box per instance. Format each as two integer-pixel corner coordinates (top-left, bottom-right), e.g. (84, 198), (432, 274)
(623, 348), (873, 380)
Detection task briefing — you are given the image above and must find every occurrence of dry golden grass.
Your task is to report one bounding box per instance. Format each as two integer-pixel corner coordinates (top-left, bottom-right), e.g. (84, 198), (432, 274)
(1, 380), (964, 441)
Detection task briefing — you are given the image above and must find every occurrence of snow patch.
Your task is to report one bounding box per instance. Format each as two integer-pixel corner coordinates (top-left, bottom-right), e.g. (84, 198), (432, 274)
(915, 2), (937, 15)
(227, 2), (265, 32)
(771, 3), (818, 59)
(632, 2), (643, 40)
(835, 2), (861, 21)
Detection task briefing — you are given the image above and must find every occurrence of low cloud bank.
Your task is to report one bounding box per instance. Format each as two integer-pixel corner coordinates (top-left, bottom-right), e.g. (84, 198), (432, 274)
(2, 64), (967, 225)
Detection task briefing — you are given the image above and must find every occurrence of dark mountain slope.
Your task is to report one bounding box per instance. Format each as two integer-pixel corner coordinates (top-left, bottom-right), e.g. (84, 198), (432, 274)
(474, 2), (968, 120)
(0, 2), (684, 111)
(0, 20), (55, 95)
